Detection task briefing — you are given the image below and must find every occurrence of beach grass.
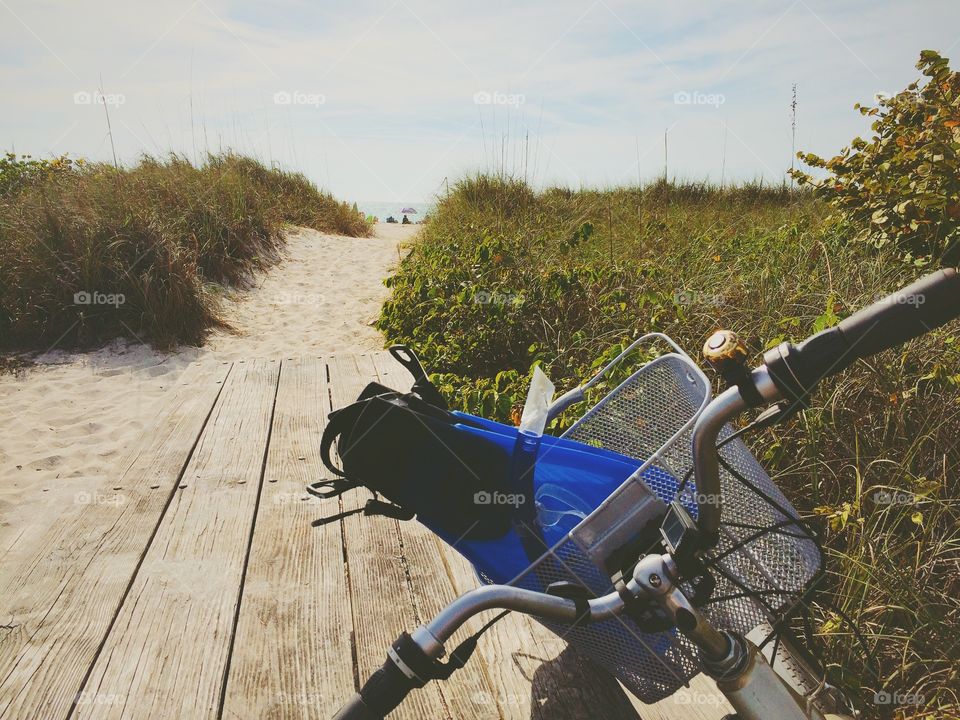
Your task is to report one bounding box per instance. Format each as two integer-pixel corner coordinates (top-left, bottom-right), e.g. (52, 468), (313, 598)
(378, 174), (960, 719)
(0, 152), (370, 352)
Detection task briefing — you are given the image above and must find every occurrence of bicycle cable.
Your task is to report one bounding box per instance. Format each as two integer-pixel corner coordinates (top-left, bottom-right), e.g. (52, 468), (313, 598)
(685, 424), (884, 713)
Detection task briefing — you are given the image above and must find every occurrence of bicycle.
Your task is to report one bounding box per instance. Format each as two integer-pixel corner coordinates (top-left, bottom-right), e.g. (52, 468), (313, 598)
(331, 268), (960, 720)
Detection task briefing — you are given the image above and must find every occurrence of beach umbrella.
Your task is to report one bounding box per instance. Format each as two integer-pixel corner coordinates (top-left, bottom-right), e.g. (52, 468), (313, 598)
(400, 207), (417, 214)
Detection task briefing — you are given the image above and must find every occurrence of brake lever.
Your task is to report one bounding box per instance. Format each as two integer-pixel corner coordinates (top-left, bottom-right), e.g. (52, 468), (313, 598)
(751, 402), (802, 430)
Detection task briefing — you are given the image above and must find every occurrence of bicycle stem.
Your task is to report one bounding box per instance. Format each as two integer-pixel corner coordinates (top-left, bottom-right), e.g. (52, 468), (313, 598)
(692, 365), (783, 540)
(630, 554), (832, 720)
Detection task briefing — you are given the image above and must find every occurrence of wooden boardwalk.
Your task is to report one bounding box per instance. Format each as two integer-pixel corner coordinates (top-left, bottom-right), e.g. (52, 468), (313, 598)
(0, 353), (729, 719)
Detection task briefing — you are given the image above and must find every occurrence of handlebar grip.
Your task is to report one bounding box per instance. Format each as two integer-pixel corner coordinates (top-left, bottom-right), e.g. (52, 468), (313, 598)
(836, 268), (960, 356)
(765, 269), (960, 398)
(331, 693), (380, 720)
(331, 658), (416, 720)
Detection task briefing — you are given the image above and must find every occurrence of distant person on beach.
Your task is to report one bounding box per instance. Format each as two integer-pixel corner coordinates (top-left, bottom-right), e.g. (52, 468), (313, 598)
(401, 214), (411, 224)
(385, 215), (397, 223)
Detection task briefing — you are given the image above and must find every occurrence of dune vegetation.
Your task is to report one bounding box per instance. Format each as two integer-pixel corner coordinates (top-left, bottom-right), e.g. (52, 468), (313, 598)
(378, 52), (960, 719)
(0, 152), (370, 351)
(379, 175), (959, 718)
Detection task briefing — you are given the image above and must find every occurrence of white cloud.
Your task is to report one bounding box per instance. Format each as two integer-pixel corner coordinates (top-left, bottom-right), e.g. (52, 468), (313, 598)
(1, 0), (958, 202)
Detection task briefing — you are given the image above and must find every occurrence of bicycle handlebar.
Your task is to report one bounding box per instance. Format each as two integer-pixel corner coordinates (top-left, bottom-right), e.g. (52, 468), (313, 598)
(332, 584), (630, 718)
(694, 269), (960, 541)
(764, 268), (960, 400)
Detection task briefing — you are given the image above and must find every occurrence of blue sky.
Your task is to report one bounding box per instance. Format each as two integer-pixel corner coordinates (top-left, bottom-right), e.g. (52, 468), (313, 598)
(2, 0), (959, 203)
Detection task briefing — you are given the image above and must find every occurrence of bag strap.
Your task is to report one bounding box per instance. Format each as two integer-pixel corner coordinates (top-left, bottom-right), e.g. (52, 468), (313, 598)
(319, 401), (372, 477)
(311, 498), (415, 528)
(321, 383), (448, 476)
(306, 479), (362, 500)
(389, 345), (448, 410)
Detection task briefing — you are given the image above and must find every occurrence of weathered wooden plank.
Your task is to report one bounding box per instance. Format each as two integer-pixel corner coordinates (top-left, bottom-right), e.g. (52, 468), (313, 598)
(221, 358), (352, 720)
(72, 359), (280, 720)
(0, 363), (230, 720)
(326, 354), (453, 720)
(369, 352), (499, 720)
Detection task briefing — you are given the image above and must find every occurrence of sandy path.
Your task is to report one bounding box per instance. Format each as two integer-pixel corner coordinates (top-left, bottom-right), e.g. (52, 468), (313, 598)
(0, 223), (416, 515)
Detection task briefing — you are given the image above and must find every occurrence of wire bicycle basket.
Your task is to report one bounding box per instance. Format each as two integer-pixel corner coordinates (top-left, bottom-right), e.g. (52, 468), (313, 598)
(474, 334), (823, 704)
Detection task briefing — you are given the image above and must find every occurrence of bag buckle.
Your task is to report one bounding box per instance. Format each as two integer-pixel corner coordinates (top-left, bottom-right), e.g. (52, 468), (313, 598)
(306, 479), (360, 500)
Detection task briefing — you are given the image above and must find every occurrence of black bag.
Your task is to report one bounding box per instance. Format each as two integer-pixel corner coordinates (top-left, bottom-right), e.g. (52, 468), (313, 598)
(314, 348), (516, 540)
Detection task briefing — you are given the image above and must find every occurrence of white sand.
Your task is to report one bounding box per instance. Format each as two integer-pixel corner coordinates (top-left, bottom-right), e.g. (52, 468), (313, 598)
(0, 223), (417, 525)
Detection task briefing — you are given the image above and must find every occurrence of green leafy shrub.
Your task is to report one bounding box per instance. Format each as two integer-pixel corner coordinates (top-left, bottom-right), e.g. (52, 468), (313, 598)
(378, 175), (830, 423)
(0, 153), (77, 196)
(791, 51), (960, 264)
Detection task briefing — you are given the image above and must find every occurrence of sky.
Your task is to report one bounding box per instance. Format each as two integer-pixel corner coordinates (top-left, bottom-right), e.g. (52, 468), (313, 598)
(2, 0), (959, 204)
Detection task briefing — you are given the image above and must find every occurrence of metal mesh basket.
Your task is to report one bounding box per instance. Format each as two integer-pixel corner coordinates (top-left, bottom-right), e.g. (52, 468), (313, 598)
(481, 334), (822, 704)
